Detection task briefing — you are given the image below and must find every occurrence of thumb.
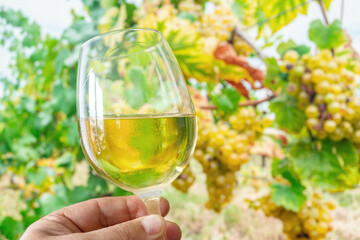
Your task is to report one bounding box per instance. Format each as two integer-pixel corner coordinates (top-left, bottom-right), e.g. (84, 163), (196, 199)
(76, 214), (166, 240)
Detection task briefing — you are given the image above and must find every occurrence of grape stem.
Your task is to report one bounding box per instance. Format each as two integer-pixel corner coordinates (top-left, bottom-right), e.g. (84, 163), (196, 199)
(317, 0), (330, 25)
(230, 26), (265, 60)
(197, 94), (277, 110)
(317, 0), (335, 56)
(307, 128), (315, 141)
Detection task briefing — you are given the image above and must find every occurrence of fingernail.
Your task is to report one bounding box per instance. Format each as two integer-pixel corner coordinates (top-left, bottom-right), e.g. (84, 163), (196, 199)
(142, 215), (164, 235)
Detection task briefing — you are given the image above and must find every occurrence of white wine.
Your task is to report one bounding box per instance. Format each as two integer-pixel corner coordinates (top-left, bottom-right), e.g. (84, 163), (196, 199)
(79, 114), (197, 191)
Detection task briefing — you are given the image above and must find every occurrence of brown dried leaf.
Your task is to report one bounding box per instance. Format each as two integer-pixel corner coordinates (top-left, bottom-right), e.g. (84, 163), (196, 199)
(214, 42), (265, 84)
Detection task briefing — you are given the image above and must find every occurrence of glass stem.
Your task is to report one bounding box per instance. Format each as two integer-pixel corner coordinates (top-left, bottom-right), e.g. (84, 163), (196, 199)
(136, 189), (166, 239)
(135, 188), (163, 215)
(144, 196), (161, 215)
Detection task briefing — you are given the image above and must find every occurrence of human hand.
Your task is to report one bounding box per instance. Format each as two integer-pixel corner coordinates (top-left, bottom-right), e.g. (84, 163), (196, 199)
(21, 195), (181, 240)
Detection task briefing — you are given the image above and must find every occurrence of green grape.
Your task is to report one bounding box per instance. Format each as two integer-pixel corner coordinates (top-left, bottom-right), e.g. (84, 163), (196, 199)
(315, 80), (330, 94)
(305, 105), (320, 118)
(306, 118), (319, 130)
(302, 72), (312, 85)
(326, 61), (338, 73)
(320, 49), (333, 61)
(311, 69), (325, 83)
(352, 130), (360, 143)
(249, 193), (334, 240)
(330, 84), (342, 95)
(284, 50), (299, 64)
(324, 120), (337, 133)
(287, 82), (299, 96)
(314, 94), (325, 104)
(192, 106), (270, 212)
(327, 102), (340, 114)
(172, 165), (196, 193)
(324, 93), (335, 104)
(329, 128), (344, 141)
(332, 113), (342, 124)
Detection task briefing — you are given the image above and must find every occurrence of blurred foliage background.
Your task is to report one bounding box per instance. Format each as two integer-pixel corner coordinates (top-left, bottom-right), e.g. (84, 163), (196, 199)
(1, 0), (360, 239)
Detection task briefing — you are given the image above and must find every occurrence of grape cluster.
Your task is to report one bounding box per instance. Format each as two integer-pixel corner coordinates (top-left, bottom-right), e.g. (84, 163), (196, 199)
(281, 49), (360, 143)
(172, 86), (272, 211)
(171, 165), (196, 193)
(178, 0), (202, 18)
(197, 5), (235, 41)
(251, 193), (335, 240)
(194, 108), (270, 212)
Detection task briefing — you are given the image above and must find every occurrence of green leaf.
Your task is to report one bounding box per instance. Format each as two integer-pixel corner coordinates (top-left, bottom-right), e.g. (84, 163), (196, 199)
(113, 187), (133, 196)
(35, 111), (53, 130)
(56, 152), (74, 170)
(290, 138), (360, 191)
(212, 87), (241, 114)
(271, 157), (306, 212)
(87, 170), (109, 194)
(232, 0), (247, 19)
(309, 19), (346, 49)
(271, 172), (306, 212)
(0, 9), (28, 27)
(150, 82), (180, 112)
(38, 185), (68, 215)
(270, 94), (305, 132)
(264, 57), (284, 90)
(67, 186), (91, 204)
(124, 3), (137, 26)
(52, 82), (76, 115)
(27, 167), (54, 186)
(63, 20), (99, 44)
(124, 67), (149, 109)
(0, 217), (24, 240)
(100, 0), (118, 8)
(259, 0), (309, 34)
(177, 12), (197, 22)
(323, 0), (333, 9)
(277, 40), (310, 57)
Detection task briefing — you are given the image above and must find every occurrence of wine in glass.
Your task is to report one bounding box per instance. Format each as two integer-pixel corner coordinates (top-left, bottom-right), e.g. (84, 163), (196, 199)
(76, 28), (197, 219)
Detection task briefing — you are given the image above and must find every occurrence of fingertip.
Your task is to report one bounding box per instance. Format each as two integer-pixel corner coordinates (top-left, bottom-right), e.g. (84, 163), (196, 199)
(160, 197), (170, 217)
(127, 195), (148, 218)
(165, 221), (182, 240)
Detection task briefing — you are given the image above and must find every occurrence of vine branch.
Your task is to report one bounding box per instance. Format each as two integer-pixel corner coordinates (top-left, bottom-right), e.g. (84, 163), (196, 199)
(197, 94), (277, 110)
(231, 26), (265, 60)
(317, 0), (335, 55)
(317, 0), (330, 25)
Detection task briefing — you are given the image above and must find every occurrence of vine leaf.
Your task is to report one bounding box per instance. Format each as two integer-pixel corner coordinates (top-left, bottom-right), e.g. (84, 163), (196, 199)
(309, 19), (346, 50)
(290, 138), (360, 191)
(211, 87), (241, 114)
(271, 158), (306, 212)
(214, 42), (262, 84)
(269, 93), (306, 133)
(232, 0), (334, 36)
(0, 217), (24, 240)
(264, 57), (284, 90)
(261, 0), (309, 34)
(276, 39), (310, 57)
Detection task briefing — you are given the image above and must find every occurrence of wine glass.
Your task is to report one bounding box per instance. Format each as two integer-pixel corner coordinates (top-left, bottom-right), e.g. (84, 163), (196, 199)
(76, 28), (197, 220)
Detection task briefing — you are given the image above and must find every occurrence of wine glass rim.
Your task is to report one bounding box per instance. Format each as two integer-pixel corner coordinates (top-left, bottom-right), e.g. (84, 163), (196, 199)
(80, 28), (164, 56)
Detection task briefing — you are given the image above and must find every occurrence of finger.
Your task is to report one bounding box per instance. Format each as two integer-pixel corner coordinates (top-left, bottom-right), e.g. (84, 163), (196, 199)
(71, 214), (166, 240)
(52, 196), (170, 232)
(165, 221), (182, 240)
(160, 197), (170, 216)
